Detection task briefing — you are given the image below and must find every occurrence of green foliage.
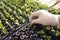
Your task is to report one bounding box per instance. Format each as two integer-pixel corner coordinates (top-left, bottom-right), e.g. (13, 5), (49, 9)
(0, 20), (6, 34)
(0, 0), (60, 39)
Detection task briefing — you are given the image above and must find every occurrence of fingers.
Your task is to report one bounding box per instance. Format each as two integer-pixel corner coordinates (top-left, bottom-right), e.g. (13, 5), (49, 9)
(30, 19), (39, 25)
(29, 11), (40, 23)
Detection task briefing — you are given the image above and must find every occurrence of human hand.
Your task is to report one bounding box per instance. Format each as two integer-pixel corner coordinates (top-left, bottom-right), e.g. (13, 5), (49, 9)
(29, 10), (59, 26)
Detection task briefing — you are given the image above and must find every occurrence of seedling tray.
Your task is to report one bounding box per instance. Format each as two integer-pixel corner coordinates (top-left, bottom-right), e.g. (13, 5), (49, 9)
(0, 0), (60, 40)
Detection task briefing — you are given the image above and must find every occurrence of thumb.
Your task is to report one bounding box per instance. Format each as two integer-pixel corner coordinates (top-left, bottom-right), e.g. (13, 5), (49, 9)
(30, 19), (39, 25)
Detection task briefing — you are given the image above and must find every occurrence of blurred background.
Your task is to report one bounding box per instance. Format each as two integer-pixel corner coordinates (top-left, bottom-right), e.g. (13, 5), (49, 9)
(35, 0), (60, 9)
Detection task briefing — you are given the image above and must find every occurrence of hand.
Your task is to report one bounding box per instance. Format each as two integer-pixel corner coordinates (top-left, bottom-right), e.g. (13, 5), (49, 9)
(29, 10), (59, 26)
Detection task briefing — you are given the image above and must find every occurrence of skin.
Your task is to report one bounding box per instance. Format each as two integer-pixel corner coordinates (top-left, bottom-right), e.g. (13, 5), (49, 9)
(29, 10), (60, 26)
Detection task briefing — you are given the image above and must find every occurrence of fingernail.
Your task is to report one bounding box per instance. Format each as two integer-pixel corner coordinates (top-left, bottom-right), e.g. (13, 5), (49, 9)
(29, 22), (32, 26)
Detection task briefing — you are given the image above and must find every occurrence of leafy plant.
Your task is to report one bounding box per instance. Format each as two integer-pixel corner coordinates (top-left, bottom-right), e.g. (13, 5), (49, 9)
(0, 0), (60, 39)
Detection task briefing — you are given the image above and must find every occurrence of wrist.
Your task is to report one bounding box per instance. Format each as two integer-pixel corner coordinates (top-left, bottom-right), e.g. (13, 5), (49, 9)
(54, 15), (60, 26)
(57, 15), (60, 26)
